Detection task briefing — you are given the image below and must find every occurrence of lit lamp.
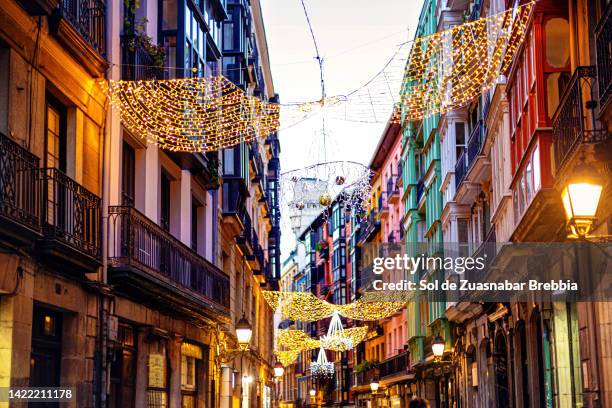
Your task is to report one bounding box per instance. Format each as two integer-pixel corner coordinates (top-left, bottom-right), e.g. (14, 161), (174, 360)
(236, 316), (253, 350)
(274, 361), (284, 378)
(432, 336), (445, 360)
(561, 159), (604, 238)
(370, 378), (380, 393)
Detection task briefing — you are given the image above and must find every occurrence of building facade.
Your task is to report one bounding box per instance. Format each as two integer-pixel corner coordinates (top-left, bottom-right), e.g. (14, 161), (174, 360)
(0, 0), (281, 407)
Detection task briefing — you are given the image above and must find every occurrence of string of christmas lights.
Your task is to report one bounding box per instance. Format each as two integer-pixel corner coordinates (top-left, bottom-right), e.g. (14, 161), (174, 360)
(102, 75), (280, 152)
(311, 347), (334, 378)
(399, 1), (534, 122)
(274, 350), (301, 367)
(101, 4), (532, 153)
(280, 161), (373, 236)
(263, 291), (405, 321)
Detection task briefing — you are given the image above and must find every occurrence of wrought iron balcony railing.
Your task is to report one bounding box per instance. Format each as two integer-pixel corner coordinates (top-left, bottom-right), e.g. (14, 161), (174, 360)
(416, 179), (425, 203)
(596, 1), (612, 112)
(41, 168), (101, 259)
(0, 132), (41, 233)
(108, 205), (230, 308)
(467, 120), (484, 164)
(378, 193), (388, 212)
(455, 149), (468, 190)
(58, 0), (106, 56)
(379, 351), (409, 378)
(552, 66), (608, 174)
(120, 35), (164, 81)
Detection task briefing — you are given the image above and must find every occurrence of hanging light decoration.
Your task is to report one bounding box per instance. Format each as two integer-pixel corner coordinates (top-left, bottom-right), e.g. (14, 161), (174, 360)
(274, 350), (300, 367)
(102, 76), (280, 152)
(399, 1), (534, 122)
(276, 329), (322, 351)
(319, 193), (332, 207)
(310, 347), (334, 378)
(320, 310), (352, 351)
(280, 161), (372, 236)
(262, 291), (404, 322)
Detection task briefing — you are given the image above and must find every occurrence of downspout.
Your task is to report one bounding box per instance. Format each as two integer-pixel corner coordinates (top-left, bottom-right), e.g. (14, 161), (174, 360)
(97, 90), (112, 408)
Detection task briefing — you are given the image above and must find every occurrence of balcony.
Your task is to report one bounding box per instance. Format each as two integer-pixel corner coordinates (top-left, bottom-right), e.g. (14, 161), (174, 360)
(552, 66), (609, 175)
(121, 35), (164, 81)
(108, 206), (230, 319)
(0, 133), (41, 243)
(467, 120), (484, 164)
(0, 133), (101, 268)
(416, 179), (425, 204)
(596, 1), (612, 114)
(357, 210), (381, 243)
(51, 0), (107, 75)
(352, 368), (379, 390)
(378, 193), (389, 219)
(39, 168), (101, 267)
(379, 352), (410, 379)
(387, 230), (400, 244)
(236, 210), (254, 256)
(387, 175), (400, 205)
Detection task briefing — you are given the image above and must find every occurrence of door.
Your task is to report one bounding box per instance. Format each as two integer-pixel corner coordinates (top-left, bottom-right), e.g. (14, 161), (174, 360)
(30, 305), (63, 408)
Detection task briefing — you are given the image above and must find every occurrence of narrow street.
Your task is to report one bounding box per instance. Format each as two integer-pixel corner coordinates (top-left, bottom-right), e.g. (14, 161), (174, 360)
(0, 0), (610, 407)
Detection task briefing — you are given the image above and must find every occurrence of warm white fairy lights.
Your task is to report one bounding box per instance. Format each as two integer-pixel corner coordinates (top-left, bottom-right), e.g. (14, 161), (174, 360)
(400, 1), (534, 122)
(310, 347), (334, 378)
(102, 75), (280, 152)
(280, 161), (373, 235)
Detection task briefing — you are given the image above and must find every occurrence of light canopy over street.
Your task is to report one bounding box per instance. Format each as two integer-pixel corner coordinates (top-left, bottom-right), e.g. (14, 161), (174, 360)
(0, 0), (610, 407)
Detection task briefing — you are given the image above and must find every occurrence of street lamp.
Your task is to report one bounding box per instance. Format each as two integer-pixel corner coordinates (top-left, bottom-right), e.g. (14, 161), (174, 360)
(236, 315), (253, 350)
(274, 361), (284, 378)
(561, 158), (604, 238)
(370, 378), (380, 393)
(432, 336), (445, 359)
(309, 389), (316, 398)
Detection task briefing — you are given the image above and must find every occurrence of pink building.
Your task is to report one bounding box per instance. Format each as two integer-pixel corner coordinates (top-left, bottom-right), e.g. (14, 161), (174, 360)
(368, 118), (406, 359)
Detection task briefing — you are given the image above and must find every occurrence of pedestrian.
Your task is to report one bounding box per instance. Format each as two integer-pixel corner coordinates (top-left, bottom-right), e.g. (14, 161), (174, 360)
(409, 397), (428, 408)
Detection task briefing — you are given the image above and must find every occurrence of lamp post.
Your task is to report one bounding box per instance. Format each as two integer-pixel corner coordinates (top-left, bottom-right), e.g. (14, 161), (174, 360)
(370, 377), (380, 408)
(236, 315), (253, 350)
(432, 336), (445, 361)
(235, 316), (253, 408)
(309, 388), (317, 407)
(561, 158), (604, 238)
(274, 361), (284, 379)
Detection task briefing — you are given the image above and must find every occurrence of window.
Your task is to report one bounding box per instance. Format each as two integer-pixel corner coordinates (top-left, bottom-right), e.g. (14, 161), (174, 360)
(160, 171), (171, 231)
(122, 141), (135, 206)
(161, 0), (177, 30)
(45, 95), (67, 171)
(455, 122), (466, 161)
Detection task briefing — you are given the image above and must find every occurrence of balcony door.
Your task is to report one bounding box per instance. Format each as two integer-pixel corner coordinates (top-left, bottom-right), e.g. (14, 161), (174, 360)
(45, 96), (66, 172)
(44, 96), (67, 231)
(122, 141), (136, 206)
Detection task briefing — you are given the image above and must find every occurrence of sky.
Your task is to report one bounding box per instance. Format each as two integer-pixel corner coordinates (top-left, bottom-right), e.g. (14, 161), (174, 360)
(258, 0), (424, 255)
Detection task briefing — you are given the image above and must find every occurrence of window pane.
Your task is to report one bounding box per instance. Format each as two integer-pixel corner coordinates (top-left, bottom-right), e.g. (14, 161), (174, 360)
(162, 0), (177, 30)
(545, 18), (569, 68)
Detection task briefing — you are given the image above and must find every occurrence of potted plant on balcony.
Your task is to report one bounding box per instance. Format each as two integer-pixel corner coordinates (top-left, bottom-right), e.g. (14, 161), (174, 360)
(123, 0), (166, 67)
(314, 240), (328, 253)
(354, 359), (379, 374)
